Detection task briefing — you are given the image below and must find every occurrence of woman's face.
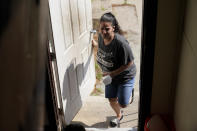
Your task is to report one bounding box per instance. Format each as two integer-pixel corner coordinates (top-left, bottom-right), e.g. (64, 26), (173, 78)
(100, 21), (115, 40)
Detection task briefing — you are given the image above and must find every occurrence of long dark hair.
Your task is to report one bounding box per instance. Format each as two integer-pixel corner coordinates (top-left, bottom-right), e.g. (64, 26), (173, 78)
(100, 12), (123, 35)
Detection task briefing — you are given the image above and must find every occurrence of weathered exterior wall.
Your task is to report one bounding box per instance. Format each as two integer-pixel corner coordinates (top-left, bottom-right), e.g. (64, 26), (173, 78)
(92, 0), (142, 27)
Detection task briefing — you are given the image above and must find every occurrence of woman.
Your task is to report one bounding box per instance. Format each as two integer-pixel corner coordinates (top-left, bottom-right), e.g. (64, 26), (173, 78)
(92, 12), (136, 127)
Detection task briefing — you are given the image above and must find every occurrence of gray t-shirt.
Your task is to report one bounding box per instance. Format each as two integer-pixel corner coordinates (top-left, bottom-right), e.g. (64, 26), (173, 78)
(96, 33), (136, 84)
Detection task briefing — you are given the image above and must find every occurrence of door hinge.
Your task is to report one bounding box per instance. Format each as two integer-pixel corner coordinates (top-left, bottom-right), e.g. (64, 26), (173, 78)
(58, 108), (64, 116)
(50, 52), (56, 61)
(49, 40), (56, 61)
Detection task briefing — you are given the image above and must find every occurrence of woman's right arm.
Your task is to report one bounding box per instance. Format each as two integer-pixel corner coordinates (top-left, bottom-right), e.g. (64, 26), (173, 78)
(92, 39), (98, 48)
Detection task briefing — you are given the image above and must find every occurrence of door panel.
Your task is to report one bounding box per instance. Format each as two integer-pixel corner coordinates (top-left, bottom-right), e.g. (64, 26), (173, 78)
(69, 0), (80, 43)
(68, 60), (79, 101)
(82, 47), (90, 83)
(49, 0), (96, 125)
(60, 0), (73, 48)
(85, 0), (93, 29)
(78, 0), (87, 34)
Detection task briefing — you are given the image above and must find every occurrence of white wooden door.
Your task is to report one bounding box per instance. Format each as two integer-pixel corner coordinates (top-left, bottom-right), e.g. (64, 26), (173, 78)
(49, 0), (96, 125)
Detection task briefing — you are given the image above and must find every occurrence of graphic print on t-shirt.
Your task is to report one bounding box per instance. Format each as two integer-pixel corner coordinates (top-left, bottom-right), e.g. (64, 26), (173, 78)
(96, 48), (114, 72)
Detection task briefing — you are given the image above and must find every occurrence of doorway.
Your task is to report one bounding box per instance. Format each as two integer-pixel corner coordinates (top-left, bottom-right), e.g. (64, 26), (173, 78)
(71, 0), (142, 129)
(48, 0), (157, 130)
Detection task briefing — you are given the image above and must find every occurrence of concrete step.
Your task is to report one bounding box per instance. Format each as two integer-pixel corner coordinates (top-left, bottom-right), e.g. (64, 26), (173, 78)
(86, 128), (137, 131)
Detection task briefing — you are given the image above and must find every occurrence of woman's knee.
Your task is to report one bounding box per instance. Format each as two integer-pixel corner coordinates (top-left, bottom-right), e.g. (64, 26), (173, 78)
(119, 104), (127, 108)
(108, 98), (118, 103)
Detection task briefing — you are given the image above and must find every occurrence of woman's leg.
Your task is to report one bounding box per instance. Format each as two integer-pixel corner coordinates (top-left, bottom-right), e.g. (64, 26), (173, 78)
(117, 78), (135, 107)
(105, 84), (122, 119)
(108, 98), (122, 119)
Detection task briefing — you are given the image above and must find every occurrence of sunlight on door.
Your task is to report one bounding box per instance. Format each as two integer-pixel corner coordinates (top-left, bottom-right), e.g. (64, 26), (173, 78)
(49, 0), (96, 125)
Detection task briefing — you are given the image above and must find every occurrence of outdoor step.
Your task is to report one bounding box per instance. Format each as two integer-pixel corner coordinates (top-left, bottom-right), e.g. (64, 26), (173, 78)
(86, 128), (137, 131)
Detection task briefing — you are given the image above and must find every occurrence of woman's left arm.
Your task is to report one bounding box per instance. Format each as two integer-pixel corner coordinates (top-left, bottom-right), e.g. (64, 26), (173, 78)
(103, 61), (133, 77)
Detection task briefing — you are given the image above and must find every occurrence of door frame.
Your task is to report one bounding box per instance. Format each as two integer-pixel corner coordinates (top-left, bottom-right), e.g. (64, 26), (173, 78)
(138, 0), (158, 130)
(47, 11), (66, 129)
(46, 0), (158, 129)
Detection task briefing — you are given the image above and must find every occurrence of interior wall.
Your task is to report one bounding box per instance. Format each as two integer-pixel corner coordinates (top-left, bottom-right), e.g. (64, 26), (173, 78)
(0, 0), (49, 130)
(151, 0), (184, 114)
(174, 0), (197, 130)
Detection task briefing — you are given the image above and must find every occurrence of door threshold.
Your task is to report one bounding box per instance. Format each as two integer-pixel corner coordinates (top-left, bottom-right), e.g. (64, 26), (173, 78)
(85, 127), (137, 131)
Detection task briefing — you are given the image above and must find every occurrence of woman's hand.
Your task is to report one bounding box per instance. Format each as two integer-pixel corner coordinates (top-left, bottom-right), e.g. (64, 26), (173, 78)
(102, 72), (115, 78)
(102, 72), (110, 77)
(102, 61), (133, 78)
(92, 39), (98, 48)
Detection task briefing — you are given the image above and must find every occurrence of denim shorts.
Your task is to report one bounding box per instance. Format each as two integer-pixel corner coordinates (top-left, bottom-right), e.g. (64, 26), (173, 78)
(105, 78), (135, 106)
